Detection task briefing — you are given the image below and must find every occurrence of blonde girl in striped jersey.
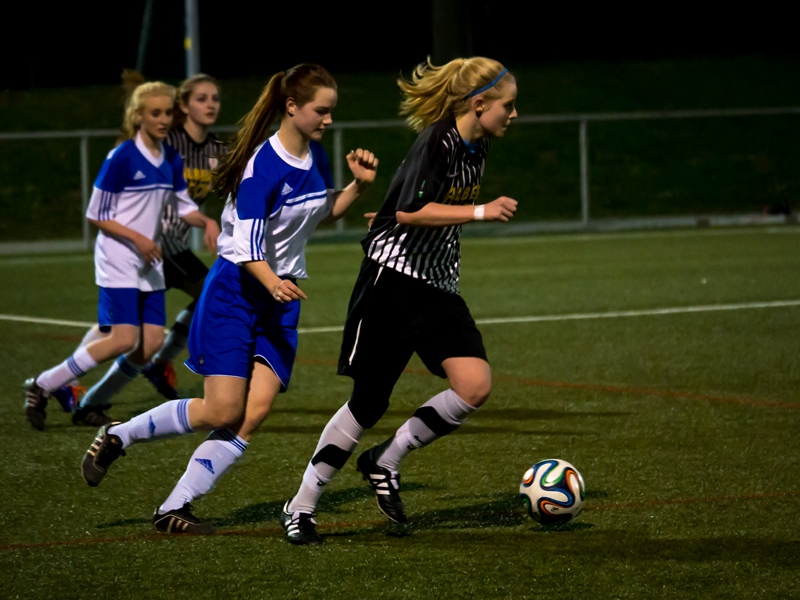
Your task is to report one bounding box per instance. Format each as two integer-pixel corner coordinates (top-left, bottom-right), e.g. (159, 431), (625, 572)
(281, 57), (518, 544)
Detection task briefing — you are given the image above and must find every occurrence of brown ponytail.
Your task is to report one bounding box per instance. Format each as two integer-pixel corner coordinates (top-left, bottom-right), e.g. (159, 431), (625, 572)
(213, 63), (337, 203)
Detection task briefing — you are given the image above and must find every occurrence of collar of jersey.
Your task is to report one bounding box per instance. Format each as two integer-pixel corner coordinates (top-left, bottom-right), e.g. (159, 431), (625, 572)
(269, 132), (312, 171)
(135, 131), (165, 168)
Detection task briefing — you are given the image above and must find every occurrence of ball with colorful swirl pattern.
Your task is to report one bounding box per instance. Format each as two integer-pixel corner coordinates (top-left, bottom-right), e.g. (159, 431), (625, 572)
(519, 459), (585, 526)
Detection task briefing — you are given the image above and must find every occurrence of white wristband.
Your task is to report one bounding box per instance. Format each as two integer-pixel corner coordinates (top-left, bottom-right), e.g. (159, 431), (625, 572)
(474, 205), (485, 221)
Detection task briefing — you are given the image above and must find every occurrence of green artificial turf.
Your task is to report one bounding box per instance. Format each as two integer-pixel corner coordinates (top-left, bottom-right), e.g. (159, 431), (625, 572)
(1, 227), (799, 598)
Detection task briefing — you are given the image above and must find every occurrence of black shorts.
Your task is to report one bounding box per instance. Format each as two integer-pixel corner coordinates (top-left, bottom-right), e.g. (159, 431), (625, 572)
(164, 249), (209, 291)
(338, 258), (487, 381)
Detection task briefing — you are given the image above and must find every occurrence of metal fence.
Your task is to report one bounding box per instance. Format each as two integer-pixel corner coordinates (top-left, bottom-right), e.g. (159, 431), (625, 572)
(1, 106), (798, 254)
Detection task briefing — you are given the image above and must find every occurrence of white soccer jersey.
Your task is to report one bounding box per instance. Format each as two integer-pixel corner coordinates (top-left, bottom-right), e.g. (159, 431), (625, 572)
(217, 133), (335, 279)
(86, 131), (198, 291)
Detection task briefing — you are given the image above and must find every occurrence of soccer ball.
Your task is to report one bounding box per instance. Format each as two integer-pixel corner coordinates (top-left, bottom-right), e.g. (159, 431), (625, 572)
(519, 459), (585, 526)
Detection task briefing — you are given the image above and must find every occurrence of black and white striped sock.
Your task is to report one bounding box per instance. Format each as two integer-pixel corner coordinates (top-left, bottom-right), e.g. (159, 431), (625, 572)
(288, 403), (365, 513)
(377, 389), (475, 473)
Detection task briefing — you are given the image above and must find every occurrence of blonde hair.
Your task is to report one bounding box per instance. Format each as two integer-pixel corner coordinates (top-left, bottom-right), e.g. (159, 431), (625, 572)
(174, 73), (220, 127)
(214, 63), (336, 202)
(398, 57), (512, 132)
(119, 73), (176, 141)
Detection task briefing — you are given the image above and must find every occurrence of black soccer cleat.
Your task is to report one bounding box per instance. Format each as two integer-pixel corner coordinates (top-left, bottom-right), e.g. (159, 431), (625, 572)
(81, 422), (125, 487)
(280, 501), (323, 545)
(356, 446), (407, 523)
(72, 402), (113, 427)
(142, 361), (179, 400)
(152, 503), (215, 535)
(23, 377), (48, 431)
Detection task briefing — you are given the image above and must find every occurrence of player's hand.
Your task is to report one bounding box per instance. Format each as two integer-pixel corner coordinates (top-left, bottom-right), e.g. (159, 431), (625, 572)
(483, 196), (518, 222)
(204, 219), (221, 253)
(271, 279), (307, 303)
(135, 235), (162, 264)
(347, 149), (378, 184)
(364, 212), (377, 229)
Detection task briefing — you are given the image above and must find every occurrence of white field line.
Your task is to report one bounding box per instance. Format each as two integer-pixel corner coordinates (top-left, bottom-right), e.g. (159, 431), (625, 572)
(2, 299), (799, 334)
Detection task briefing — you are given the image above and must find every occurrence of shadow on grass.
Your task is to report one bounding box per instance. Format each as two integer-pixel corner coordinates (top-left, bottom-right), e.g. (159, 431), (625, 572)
(213, 482), (429, 528)
(269, 407), (632, 422)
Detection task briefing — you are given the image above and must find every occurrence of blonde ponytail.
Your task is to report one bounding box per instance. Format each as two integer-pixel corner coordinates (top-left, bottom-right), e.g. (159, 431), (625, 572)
(213, 72), (285, 202)
(398, 57), (511, 132)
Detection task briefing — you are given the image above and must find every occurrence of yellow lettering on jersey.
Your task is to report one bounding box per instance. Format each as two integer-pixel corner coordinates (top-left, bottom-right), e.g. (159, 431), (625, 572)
(444, 187), (456, 204)
(458, 186), (472, 203)
(469, 185), (481, 201)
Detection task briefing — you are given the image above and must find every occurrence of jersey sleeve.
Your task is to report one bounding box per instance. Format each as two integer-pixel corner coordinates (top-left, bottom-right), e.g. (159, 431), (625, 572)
(231, 174), (279, 264)
(393, 132), (451, 214)
(86, 147), (126, 221)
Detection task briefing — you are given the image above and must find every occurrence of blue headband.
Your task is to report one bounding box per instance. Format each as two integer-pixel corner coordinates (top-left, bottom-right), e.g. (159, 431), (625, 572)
(464, 68), (508, 99)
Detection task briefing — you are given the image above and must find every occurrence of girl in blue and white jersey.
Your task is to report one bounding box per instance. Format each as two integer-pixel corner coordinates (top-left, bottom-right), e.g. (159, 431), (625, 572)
(23, 81), (217, 431)
(80, 63), (378, 535)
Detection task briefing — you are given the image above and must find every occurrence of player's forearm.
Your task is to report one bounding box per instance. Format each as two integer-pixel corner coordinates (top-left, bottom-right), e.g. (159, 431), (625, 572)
(396, 203), (477, 228)
(181, 210), (212, 229)
(241, 260), (282, 294)
(88, 219), (149, 245)
(326, 180), (371, 222)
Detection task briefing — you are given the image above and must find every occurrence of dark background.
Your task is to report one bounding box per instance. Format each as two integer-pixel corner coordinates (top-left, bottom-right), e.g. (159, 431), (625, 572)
(3, 1), (797, 89)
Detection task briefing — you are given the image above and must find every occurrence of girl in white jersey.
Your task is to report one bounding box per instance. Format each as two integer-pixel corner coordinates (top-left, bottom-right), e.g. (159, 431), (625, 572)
(23, 82), (217, 431)
(80, 63), (378, 535)
(281, 57), (518, 544)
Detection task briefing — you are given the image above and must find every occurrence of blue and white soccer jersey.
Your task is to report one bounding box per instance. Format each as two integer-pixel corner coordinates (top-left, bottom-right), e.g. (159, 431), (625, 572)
(86, 131), (199, 326)
(186, 133), (335, 389)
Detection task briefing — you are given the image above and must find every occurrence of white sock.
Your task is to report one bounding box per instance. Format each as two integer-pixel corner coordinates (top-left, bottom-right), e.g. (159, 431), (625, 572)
(36, 347), (98, 393)
(288, 403), (364, 514)
(108, 398), (193, 449)
(377, 389), (476, 472)
(153, 307), (194, 363)
(80, 355), (143, 408)
(158, 429), (247, 514)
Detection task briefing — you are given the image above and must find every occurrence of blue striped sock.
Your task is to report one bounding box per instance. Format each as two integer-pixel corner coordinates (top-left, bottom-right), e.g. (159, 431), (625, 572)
(158, 429), (248, 513)
(108, 398), (194, 449)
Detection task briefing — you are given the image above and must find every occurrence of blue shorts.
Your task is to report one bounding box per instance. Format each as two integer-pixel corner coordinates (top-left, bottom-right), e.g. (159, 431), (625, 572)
(185, 257), (300, 391)
(98, 287), (166, 327)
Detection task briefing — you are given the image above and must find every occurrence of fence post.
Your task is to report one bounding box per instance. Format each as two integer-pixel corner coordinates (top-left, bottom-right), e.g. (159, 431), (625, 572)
(333, 128), (345, 233)
(80, 136), (91, 251)
(580, 119), (589, 227)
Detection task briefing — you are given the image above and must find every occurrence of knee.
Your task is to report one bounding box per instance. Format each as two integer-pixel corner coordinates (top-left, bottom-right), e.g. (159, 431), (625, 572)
(452, 376), (491, 408)
(206, 404), (243, 430)
(109, 332), (137, 356)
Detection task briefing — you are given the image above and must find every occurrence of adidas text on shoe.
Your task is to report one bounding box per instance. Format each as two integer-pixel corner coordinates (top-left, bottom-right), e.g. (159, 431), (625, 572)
(356, 447), (407, 523)
(81, 423), (126, 487)
(153, 504), (215, 535)
(142, 362), (179, 400)
(280, 501), (323, 545)
(23, 377), (48, 431)
(72, 403), (113, 427)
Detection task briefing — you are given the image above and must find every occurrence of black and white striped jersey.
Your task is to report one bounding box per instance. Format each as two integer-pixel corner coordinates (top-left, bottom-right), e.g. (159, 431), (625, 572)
(362, 114), (489, 294)
(161, 126), (226, 256)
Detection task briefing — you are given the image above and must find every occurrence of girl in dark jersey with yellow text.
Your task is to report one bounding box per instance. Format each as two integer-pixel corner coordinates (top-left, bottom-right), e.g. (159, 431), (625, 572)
(281, 57), (518, 544)
(142, 74), (226, 399)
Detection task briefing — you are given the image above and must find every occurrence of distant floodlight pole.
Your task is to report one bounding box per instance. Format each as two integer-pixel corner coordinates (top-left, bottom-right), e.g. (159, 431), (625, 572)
(185, 0), (200, 77)
(136, 0), (154, 73)
(185, 0), (203, 250)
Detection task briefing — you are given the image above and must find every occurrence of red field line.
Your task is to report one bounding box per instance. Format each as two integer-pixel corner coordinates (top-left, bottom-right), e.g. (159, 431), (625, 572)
(294, 358), (800, 409)
(3, 491), (798, 551)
